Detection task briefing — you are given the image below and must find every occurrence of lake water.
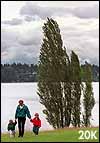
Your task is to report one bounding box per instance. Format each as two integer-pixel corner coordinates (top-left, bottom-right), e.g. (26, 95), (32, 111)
(1, 82), (99, 133)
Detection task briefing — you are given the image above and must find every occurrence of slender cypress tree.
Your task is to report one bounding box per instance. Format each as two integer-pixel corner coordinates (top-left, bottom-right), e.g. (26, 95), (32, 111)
(38, 18), (94, 129)
(63, 47), (72, 127)
(71, 51), (81, 127)
(37, 18), (70, 128)
(82, 62), (95, 127)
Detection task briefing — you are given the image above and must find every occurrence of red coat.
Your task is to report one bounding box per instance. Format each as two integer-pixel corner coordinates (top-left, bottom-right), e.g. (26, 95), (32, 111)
(30, 117), (41, 127)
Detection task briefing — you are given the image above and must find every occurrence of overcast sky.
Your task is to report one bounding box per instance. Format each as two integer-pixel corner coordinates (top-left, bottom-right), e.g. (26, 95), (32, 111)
(1, 1), (99, 65)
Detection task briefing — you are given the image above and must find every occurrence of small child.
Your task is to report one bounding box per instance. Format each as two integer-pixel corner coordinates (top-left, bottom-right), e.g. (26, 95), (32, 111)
(30, 113), (41, 135)
(7, 119), (17, 137)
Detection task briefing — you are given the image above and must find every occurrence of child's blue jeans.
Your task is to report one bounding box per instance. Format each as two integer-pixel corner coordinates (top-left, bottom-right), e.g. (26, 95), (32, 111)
(33, 126), (39, 135)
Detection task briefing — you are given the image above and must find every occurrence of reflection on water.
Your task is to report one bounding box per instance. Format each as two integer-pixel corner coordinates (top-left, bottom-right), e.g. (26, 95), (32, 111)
(1, 82), (99, 133)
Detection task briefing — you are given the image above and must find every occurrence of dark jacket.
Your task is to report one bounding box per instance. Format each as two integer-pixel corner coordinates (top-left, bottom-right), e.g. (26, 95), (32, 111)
(15, 104), (31, 119)
(7, 122), (17, 131)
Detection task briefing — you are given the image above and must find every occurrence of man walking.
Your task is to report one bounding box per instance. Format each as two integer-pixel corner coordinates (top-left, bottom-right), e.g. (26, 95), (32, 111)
(15, 100), (31, 137)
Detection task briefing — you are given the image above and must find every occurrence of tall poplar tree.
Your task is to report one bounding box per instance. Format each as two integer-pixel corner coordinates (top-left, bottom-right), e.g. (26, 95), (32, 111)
(63, 48), (72, 127)
(71, 51), (81, 127)
(37, 18), (70, 128)
(82, 62), (95, 127)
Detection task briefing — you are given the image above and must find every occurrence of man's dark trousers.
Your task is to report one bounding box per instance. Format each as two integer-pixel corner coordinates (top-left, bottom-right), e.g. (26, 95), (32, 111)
(18, 117), (26, 137)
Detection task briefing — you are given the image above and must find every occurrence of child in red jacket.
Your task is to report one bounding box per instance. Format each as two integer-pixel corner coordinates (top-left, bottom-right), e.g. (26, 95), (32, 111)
(30, 113), (41, 135)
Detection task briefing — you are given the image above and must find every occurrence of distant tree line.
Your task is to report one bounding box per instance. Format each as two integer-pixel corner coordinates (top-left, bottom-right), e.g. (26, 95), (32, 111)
(1, 63), (38, 82)
(1, 63), (99, 83)
(81, 64), (99, 82)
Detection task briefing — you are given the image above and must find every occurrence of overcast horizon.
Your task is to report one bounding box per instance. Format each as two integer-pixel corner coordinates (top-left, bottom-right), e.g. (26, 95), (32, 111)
(1, 1), (99, 65)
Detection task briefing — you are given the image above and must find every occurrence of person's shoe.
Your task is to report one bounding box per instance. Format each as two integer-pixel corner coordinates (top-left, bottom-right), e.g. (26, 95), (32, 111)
(18, 135), (21, 137)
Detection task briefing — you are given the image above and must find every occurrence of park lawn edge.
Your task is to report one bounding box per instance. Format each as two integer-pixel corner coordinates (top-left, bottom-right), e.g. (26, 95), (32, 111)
(1, 126), (99, 142)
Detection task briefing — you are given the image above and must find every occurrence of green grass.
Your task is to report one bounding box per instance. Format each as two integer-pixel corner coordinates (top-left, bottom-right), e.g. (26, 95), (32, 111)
(1, 127), (99, 142)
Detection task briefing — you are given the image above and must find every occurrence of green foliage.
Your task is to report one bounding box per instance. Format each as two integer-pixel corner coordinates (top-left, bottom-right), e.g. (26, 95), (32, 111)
(70, 51), (82, 127)
(82, 62), (95, 127)
(38, 18), (71, 128)
(81, 64), (99, 82)
(38, 18), (96, 129)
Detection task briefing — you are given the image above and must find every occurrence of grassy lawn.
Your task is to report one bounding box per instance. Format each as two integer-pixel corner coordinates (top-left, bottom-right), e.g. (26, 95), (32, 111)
(1, 127), (99, 142)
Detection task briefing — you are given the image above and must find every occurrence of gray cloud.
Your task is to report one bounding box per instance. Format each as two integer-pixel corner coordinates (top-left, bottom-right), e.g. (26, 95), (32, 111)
(2, 18), (23, 25)
(24, 16), (35, 22)
(20, 3), (53, 20)
(1, 28), (18, 53)
(73, 4), (99, 19)
(1, 28), (40, 64)
(61, 27), (99, 65)
(18, 29), (42, 46)
(1, 18), (99, 65)
(20, 3), (99, 21)
(1, 2), (99, 65)
(18, 23), (43, 47)
(2, 3), (98, 25)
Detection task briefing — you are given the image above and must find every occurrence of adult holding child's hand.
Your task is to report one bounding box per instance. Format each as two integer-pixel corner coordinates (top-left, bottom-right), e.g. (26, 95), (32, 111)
(15, 99), (31, 137)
